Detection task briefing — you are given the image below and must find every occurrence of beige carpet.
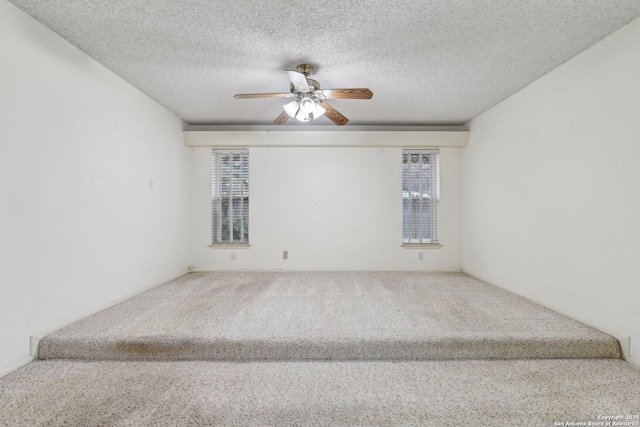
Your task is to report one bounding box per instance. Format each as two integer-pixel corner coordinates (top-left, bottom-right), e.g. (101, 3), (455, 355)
(1, 359), (640, 426)
(1, 271), (636, 426)
(38, 272), (620, 361)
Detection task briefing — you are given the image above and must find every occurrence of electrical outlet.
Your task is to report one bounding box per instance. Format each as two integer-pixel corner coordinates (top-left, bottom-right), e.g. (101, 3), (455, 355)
(418, 252), (424, 260)
(283, 251), (288, 260)
(230, 252), (236, 260)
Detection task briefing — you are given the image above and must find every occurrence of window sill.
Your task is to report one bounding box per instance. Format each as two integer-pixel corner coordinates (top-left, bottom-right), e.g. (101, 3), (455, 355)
(208, 244), (251, 249)
(402, 243), (442, 249)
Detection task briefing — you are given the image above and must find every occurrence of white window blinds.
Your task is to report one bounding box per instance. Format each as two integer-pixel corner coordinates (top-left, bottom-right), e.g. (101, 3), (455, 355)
(212, 150), (249, 244)
(402, 150), (440, 244)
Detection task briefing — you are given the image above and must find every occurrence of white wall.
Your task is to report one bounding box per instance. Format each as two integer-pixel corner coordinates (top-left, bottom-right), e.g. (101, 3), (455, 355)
(191, 146), (462, 271)
(463, 17), (640, 358)
(0, 0), (190, 373)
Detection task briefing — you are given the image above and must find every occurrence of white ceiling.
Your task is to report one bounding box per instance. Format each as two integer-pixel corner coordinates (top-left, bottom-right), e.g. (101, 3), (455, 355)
(9, 0), (640, 127)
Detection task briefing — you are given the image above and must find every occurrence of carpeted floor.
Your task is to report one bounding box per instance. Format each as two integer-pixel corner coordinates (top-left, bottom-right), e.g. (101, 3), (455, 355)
(38, 272), (620, 361)
(1, 359), (639, 426)
(1, 271), (638, 426)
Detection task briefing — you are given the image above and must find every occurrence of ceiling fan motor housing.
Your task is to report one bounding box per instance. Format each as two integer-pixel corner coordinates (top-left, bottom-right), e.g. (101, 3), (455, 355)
(290, 78), (320, 95)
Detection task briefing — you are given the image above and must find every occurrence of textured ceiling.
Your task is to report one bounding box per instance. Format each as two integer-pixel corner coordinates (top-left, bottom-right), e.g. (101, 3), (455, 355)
(9, 0), (640, 126)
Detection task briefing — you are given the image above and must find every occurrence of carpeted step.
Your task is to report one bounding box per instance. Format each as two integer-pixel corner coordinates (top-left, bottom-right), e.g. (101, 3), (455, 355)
(2, 359), (640, 426)
(37, 272), (621, 361)
(39, 334), (620, 361)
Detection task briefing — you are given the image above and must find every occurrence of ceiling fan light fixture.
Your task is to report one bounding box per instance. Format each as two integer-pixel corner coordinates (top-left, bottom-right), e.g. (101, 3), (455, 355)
(299, 97), (316, 114)
(283, 100), (299, 118)
(312, 102), (326, 119)
(295, 109), (310, 122)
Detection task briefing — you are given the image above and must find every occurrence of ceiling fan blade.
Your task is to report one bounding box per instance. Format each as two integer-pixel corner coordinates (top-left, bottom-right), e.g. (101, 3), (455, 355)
(286, 70), (310, 91)
(273, 111), (290, 125)
(234, 93), (294, 99)
(321, 89), (373, 99)
(320, 101), (349, 126)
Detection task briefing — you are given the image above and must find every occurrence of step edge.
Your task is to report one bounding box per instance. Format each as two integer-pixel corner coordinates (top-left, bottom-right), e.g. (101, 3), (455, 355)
(462, 270), (631, 361)
(31, 270), (190, 359)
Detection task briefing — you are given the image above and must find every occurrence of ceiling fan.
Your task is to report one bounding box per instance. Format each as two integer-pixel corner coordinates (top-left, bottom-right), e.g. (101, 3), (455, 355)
(234, 64), (373, 126)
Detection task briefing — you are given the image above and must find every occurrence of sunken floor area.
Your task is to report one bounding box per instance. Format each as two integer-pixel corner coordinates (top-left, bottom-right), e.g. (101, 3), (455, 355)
(1, 272), (639, 426)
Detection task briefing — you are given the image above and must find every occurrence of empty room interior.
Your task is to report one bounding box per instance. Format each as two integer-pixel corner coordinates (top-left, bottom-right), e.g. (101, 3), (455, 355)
(2, 0), (640, 425)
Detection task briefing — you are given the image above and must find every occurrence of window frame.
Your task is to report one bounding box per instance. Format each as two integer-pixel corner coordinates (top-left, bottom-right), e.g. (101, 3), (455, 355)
(402, 149), (441, 248)
(210, 149), (250, 247)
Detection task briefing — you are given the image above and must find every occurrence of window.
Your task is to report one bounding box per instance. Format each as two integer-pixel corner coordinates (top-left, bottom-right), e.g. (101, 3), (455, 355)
(212, 150), (249, 245)
(402, 150), (440, 245)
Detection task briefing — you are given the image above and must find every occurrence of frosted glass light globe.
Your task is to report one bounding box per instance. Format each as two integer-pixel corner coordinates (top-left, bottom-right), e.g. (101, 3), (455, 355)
(299, 97), (316, 114)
